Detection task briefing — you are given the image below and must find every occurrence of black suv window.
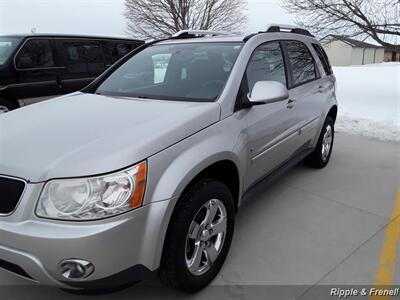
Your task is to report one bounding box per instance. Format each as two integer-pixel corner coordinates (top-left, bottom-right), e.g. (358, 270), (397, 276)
(284, 41), (317, 87)
(312, 43), (332, 75)
(109, 43), (136, 62)
(246, 42), (286, 93)
(62, 41), (105, 73)
(15, 39), (55, 69)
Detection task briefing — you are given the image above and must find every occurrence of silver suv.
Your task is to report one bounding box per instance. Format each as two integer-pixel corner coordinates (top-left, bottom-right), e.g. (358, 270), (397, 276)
(0, 26), (337, 293)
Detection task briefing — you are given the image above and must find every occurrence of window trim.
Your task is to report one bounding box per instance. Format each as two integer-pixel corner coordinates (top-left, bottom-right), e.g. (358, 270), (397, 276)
(13, 38), (65, 71)
(312, 43), (333, 76)
(281, 40), (321, 89)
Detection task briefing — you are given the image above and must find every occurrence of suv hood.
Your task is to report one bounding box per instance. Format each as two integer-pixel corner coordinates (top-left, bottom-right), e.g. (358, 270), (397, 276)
(0, 93), (220, 182)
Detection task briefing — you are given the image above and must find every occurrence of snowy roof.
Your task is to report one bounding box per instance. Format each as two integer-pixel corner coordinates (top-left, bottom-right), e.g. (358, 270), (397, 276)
(322, 35), (383, 49)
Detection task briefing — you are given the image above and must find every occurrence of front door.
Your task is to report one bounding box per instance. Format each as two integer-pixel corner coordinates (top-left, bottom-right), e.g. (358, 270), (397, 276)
(244, 41), (300, 186)
(13, 38), (62, 99)
(56, 39), (106, 94)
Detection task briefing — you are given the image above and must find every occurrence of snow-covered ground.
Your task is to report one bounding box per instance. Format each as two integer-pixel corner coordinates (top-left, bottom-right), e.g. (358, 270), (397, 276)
(333, 63), (400, 143)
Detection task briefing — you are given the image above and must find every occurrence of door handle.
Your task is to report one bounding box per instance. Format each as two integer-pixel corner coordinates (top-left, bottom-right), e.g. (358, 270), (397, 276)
(56, 77), (62, 88)
(287, 99), (296, 109)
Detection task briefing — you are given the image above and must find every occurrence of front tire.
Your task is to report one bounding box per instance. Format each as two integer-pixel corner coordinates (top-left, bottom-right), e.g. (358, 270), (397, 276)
(305, 116), (335, 168)
(159, 179), (235, 293)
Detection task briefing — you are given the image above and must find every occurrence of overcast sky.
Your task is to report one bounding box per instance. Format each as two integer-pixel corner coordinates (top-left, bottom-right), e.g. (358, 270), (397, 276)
(0, 0), (295, 37)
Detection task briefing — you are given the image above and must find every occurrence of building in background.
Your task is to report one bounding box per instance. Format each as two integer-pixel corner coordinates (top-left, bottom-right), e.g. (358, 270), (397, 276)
(384, 47), (400, 62)
(320, 35), (385, 66)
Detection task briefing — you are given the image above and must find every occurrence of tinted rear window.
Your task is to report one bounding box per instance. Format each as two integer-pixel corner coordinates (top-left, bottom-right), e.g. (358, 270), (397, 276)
(62, 41), (105, 73)
(109, 42), (137, 62)
(284, 41), (317, 87)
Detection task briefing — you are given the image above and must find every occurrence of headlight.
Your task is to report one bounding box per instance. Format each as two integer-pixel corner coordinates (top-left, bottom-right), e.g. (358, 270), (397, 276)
(36, 161), (147, 221)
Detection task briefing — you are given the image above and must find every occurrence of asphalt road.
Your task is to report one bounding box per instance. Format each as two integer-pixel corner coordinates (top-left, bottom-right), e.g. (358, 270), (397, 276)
(1, 132), (399, 300)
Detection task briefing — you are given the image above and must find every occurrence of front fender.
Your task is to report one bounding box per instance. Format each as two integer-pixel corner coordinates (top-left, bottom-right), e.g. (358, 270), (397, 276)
(143, 116), (247, 269)
(145, 120), (246, 205)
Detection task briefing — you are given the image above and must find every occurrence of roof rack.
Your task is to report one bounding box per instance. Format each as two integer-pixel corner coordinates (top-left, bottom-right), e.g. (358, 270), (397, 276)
(266, 24), (314, 37)
(172, 30), (231, 39)
(243, 24), (314, 42)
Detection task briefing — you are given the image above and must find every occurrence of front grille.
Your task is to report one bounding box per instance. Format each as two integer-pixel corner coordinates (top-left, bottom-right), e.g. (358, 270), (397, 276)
(0, 176), (26, 215)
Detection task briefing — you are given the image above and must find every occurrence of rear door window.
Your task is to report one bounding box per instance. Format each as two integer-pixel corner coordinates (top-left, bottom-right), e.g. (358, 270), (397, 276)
(284, 41), (317, 87)
(312, 43), (333, 76)
(62, 40), (105, 74)
(15, 39), (55, 69)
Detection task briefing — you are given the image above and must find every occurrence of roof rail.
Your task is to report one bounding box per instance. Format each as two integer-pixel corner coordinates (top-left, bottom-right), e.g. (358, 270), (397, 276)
(266, 24), (314, 37)
(172, 30), (231, 39)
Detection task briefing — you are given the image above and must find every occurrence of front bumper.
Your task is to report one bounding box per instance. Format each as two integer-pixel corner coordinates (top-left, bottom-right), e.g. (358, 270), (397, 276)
(0, 182), (174, 288)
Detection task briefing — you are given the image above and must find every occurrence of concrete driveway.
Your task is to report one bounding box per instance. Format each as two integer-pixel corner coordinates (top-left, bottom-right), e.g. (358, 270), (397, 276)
(1, 132), (399, 300)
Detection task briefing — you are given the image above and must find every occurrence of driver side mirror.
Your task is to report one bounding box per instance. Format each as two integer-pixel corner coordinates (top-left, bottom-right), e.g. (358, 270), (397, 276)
(247, 81), (289, 105)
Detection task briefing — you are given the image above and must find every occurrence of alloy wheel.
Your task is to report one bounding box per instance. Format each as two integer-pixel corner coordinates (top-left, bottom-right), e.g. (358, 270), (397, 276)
(185, 199), (227, 276)
(321, 124), (333, 161)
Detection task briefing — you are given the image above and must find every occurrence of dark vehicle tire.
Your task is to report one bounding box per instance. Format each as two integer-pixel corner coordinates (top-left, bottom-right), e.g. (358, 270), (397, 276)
(159, 179), (235, 293)
(0, 98), (18, 114)
(305, 116), (335, 168)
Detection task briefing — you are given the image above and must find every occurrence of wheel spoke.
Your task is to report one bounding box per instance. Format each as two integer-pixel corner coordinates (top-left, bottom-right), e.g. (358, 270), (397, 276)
(189, 242), (205, 272)
(206, 244), (219, 265)
(188, 221), (201, 239)
(207, 200), (219, 225)
(200, 199), (219, 227)
(210, 217), (227, 236)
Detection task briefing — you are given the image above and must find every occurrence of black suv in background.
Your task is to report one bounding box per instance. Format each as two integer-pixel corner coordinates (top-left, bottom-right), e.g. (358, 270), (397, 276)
(0, 34), (144, 113)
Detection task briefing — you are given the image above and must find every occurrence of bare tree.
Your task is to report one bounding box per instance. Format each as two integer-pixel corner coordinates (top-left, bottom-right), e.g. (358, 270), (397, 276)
(282, 0), (400, 48)
(124, 0), (247, 39)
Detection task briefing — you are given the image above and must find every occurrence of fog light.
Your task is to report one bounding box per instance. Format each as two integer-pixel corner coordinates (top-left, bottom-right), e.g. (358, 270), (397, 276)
(59, 259), (94, 280)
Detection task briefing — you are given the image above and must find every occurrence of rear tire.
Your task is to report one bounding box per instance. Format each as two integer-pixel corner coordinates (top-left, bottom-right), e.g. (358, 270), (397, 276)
(0, 98), (17, 114)
(305, 116), (335, 168)
(159, 179), (235, 293)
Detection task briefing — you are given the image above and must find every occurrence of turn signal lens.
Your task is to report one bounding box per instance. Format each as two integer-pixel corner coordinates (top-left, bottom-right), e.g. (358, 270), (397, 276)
(129, 161), (147, 208)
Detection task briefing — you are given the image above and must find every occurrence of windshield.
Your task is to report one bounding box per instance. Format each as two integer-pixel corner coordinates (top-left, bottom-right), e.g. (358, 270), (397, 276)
(95, 42), (243, 102)
(0, 37), (22, 65)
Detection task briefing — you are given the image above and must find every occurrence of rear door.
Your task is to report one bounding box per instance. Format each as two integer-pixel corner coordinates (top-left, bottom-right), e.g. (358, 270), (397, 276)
(282, 40), (322, 146)
(244, 41), (300, 185)
(13, 38), (63, 99)
(56, 39), (106, 93)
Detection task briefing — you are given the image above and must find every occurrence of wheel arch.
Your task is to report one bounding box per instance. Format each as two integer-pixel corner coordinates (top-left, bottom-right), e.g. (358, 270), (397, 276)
(149, 153), (243, 271)
(327, 105), (338, 123)
(178, 159), (241, 213)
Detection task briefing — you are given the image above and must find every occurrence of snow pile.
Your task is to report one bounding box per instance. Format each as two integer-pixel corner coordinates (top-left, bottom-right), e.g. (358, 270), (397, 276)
(333, 63), (400, 143)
